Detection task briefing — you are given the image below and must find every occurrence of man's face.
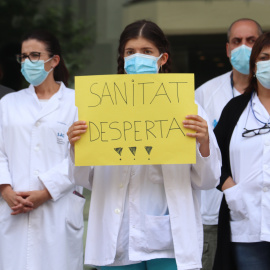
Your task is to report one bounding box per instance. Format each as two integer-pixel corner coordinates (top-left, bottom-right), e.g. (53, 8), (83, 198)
(226, 20), (260, 58)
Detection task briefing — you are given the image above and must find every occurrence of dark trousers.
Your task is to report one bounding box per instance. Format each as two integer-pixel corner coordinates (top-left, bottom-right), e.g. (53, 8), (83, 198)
(232, 241), (270, 270)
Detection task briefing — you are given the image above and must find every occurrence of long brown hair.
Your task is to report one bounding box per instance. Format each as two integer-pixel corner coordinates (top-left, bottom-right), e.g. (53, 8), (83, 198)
(245, 32), (270, 95)
(117, 20), (171, 74)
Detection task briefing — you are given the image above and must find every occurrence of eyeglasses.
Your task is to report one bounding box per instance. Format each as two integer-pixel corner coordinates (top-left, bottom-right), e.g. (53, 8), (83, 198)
(16, 52), (50, 64)
(242, 124), (270, 137)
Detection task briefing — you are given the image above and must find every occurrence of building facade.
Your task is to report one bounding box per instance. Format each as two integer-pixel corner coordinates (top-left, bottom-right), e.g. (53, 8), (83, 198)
(84, 0), (270, 87)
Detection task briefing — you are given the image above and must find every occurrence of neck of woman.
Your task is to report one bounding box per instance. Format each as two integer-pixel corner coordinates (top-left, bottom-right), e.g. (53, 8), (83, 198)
(257, 85), (270, 114)
(35, 77), (60, 100)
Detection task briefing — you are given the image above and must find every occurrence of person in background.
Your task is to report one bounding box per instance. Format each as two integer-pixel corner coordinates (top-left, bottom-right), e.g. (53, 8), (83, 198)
(0, 30), (84, 270)
(213, 31), (270, 270)
(0, 42), (23, 93)
(67, 20), (221, 270)
(0, 43), (17, 98)
(195, 18), (262, 270)
(0, 84), (14, 99)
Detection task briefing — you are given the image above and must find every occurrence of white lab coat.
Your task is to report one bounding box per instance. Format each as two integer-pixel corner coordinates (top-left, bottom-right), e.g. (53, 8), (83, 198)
(0, 83), (85, 270)
(195, 71), (234, 225)
(226, 93), (270, 243)
(69, 104), (221, 270)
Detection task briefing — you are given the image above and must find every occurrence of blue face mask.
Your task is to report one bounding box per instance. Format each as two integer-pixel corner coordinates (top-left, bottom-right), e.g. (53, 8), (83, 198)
(21, 58), (53, 86)
(256, 60), (270, 89)
(230, 45), (252, 75)
(124, 53), (163, 74)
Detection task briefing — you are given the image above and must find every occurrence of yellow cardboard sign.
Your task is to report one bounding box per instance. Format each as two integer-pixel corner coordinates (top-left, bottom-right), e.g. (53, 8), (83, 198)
(75, 74), (197, 166)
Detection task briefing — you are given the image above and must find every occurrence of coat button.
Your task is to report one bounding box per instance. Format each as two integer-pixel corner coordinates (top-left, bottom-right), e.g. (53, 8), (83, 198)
(35, 121), (41, 127)
(114, 208), (120, 214)
(34, 170), (39, 176)
(263, 187), (269, 192)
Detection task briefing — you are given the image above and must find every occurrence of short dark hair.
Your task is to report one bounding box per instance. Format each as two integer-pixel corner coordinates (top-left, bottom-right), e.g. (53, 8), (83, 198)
(245, 32), (270, 95)
(117, 20), (171, 74)
(22, 30), (69, 86)
(227, 18), (263, 42)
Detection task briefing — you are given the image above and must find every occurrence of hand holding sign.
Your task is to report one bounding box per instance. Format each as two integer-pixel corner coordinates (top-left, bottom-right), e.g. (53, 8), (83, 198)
(67, 121), (88, 146)
(183, 115), (210, 157)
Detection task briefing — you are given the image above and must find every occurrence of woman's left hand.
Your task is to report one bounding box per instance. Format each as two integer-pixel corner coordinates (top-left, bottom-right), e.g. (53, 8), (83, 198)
(11, 189), (52, 215)
(183, 115), (210, 157)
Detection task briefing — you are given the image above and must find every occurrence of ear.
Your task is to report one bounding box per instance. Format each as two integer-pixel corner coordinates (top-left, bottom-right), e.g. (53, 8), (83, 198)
(51, 55), (60, 68)
(160, 53), (169, 66)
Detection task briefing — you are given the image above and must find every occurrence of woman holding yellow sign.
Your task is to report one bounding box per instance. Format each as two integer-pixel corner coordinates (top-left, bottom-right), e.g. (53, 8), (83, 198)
(68, 20), (221, 270)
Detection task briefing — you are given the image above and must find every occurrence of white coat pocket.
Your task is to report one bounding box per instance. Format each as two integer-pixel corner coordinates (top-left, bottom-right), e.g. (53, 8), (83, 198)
(144, 214), (174, 252)
(224, 184), (247, 221)
(66, 193), (85, 230)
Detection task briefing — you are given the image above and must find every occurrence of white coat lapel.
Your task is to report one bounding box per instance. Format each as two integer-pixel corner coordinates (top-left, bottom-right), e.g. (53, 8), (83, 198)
(36, 83), (64, 121)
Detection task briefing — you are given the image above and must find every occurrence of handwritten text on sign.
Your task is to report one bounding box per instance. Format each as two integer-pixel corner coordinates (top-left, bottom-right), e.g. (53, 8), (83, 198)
(75, 74), (197, 166)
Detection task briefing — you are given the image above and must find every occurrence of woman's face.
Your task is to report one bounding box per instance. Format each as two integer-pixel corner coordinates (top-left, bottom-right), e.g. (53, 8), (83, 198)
(254, 45), (270, 90)
(254, 45), (270, 72)
(124, 36), (168, 67)
(21, 39), (54, 72)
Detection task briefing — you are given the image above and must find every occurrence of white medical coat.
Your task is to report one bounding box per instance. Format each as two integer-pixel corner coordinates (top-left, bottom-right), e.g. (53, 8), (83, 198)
(70, 104), (221, 270)
(0, 83), (85, 270)
(195, 71), (234, 225)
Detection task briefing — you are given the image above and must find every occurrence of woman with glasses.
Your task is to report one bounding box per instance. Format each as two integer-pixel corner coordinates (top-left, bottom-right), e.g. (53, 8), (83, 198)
(213, 32), (270, 270)
(0, 30), (84, 270)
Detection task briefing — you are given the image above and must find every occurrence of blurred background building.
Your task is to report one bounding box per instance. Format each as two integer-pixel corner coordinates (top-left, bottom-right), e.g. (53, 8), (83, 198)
(87, 0), (270, 88)
(2, 0), (270, 90)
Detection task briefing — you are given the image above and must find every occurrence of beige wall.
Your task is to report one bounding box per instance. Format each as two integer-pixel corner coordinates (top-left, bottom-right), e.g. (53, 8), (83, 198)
(123, 0), (270, 34)
(85, 0), (270, 76)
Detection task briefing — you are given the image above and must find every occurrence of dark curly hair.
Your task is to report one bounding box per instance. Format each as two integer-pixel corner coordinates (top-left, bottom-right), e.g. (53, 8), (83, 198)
(117, 20), (171, 74)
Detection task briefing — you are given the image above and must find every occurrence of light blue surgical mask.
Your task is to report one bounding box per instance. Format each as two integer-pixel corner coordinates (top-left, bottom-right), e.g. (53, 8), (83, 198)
(230, 45), (252, 75)
(124, 53), (163, 74)
(21, 58), (53, 86)
(256, 60), (270, 89)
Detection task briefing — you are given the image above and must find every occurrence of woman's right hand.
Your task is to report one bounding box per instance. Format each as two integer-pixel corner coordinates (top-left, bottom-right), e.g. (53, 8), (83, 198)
(221, 176), (236, 191)
(67, 121), (88, 146)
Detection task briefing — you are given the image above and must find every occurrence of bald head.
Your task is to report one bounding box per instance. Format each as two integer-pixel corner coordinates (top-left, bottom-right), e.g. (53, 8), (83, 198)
(227, 18), (262, 42)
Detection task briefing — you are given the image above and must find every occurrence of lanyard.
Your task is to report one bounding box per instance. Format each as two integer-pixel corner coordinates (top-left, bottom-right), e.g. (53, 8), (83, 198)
(230, 72), (235, 98)
(250, 91), (270, 125)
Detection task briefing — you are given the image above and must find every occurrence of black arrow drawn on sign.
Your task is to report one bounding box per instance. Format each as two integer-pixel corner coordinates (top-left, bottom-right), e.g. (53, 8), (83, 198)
(145, 146), (153, 160)
(129, 147), (137, 158)
(114, 147), (123, 160)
